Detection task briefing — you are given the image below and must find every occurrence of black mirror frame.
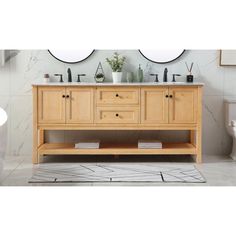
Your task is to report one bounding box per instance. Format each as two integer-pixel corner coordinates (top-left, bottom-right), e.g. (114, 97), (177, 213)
(48, 50), (95, 64)
(138, 50), (185, 64)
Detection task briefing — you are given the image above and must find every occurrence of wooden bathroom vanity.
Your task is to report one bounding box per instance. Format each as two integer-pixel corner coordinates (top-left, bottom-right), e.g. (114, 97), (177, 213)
(32, 82), (203, 164)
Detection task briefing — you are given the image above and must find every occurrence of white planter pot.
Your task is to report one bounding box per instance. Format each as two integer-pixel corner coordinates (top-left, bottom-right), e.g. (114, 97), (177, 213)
(112, 72), (122, 83)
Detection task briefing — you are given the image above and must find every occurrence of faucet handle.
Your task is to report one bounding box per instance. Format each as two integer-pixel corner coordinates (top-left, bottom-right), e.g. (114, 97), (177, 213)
(54, 74), (63, 83)
(150, 74), (159, 82)
(77, 74), (86, 82)
(172, 74), (181, 82)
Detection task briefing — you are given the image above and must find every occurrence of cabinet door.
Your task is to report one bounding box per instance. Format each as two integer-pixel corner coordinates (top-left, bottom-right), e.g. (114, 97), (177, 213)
(169, 87), (198, 124)
(38, 87), (66, 124)
(66, 88), (94, 123)
(141, 87), (168, 124)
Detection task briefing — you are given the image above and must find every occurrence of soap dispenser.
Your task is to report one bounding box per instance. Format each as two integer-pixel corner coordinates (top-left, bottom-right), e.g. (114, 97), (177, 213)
(137, 64), (144, 82)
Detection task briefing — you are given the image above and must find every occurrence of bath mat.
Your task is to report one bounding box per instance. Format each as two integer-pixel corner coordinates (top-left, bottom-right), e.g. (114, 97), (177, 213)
(29, 163), (205, 183)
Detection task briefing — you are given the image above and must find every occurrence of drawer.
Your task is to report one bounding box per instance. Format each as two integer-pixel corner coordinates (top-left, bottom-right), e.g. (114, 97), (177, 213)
(96, 87), (139, 105)
(96, 106), (139, 124)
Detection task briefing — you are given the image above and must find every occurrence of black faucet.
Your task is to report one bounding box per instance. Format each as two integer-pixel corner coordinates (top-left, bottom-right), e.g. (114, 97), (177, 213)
(67, 68), (72, 82)
(150, 73), (159, 82)
(163, 68), (168, 82)
(77, 74), (86, 82)
(172, 74), (181, 82)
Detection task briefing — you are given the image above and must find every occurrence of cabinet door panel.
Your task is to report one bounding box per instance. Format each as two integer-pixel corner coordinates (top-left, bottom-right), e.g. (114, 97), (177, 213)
(66, 88), (94, 123)
(169, 87), (197, 124)
(38, 87), (66, 124)
(141, 87), (168, 124)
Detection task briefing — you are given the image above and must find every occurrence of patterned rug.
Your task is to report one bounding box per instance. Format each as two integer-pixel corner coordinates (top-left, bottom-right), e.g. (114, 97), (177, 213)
(29, 163), (205, 183)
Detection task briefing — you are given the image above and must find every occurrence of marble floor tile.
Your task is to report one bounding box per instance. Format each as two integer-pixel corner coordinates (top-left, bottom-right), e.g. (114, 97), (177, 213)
(1, 155), (236, 186)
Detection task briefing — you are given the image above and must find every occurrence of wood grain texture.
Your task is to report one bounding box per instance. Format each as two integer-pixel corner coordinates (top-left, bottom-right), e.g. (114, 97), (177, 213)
(95, 106), (139, 124)
(33, 85), (203, 163)
(38, 87), (66, 124)
(32, 86), (38, 164)
(96, 87), (140, 105)
(66, 87), (94, 123)
(38, 142), (197, 155)
(169, 87), (198, 124)
(141, 87), (168, 124)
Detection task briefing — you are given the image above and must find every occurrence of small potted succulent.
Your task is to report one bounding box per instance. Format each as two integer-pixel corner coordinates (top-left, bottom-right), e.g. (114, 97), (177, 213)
(95, 73), (105, 83)
(106, 52), (126, 83)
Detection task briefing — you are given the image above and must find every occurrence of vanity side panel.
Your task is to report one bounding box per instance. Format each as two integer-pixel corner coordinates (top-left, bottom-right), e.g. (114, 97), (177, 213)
(32, 86), (38, 164)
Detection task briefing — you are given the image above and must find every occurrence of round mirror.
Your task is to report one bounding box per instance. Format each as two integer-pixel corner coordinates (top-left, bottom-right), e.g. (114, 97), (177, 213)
(139, 50), (185, 64)
(48, 50), (95, 64)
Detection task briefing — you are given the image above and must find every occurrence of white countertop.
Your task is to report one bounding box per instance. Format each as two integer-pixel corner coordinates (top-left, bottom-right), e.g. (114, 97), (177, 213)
(32, 82), (204, 86)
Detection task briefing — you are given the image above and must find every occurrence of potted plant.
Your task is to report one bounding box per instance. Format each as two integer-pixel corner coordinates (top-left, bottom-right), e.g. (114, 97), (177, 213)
(106, 52), (126, 83)
(95, 73), (105, 83)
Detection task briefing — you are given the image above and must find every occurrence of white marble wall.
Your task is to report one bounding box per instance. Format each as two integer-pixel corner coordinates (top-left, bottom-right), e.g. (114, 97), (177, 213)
(0, 50), (235, 157)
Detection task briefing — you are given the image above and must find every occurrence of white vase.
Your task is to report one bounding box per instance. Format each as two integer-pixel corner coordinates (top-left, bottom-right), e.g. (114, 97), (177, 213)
(112, 72), (122, 83)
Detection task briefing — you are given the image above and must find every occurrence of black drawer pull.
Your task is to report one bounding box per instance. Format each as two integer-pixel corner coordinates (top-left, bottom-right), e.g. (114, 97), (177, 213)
(62, 95), (65, 98)
(116, 113), (119, 117)
(165, 95), (169, 98)
(66, 95), (70, 98)
(169, 95), (173, 98)
(116, 94), (119, 97)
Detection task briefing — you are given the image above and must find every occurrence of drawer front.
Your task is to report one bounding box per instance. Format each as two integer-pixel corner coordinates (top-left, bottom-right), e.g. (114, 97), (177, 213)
(96, 87), (139, 105)
(96, 106), (139, 124)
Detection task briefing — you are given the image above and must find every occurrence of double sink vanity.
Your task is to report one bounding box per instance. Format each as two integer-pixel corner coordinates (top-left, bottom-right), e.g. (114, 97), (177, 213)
(32, 82), (203, 164)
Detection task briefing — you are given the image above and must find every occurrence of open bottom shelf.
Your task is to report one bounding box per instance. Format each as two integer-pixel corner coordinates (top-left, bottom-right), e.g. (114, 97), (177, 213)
(38, 142), (197, 156)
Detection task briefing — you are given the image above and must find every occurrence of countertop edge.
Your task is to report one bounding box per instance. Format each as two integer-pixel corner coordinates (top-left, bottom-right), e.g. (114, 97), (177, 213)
(32, 82), (204, 86)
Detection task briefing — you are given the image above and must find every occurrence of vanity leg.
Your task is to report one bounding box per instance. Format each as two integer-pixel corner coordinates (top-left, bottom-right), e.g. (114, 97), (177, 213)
(32, 86), (39, 164)
(33, 128), (39, 164)
(196, 128), (202, 163)
(37, 129), (45, 164)
(190, 130), (195, 145)
(196, 87), (202, 164)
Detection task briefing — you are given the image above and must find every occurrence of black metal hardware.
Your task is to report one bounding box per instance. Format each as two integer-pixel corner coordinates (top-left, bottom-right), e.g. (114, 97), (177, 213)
(169, 95), (173, 98)
(66, 95), (70, 98)
(62, 95), (65, 98)
(150, 74), (159, 82)
(77, 74), (86, 82)
(116, 94), (119, 97)
(116, 114), (119, 117)
(172, 74), (181, 82)
(138, 50), (185, 64)
(55, 74), (63, 83)
(48, 50), (95, 64)
(67, 68), (72, 82)
(163, 68), (168, 82)
(165, 95), (169, 98)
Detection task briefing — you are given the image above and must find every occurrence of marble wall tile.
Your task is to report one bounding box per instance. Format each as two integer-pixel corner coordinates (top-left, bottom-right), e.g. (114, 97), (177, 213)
(0, 96), (11, 154)
(0, 62), (10, 95)
(10, 96), (32, 156)
(202, 96), (225, 155)
(0, 49), (236, 157)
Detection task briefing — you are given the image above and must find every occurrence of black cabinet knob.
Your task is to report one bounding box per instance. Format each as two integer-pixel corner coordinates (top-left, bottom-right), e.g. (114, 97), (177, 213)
(66, 95), (70, 98)
(165, 95), (169, 98)
(169, 95), (173, 98)
(116, 94), (119, 97)
(62, 95), (65, 98)
(116, 113), (119, 117)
